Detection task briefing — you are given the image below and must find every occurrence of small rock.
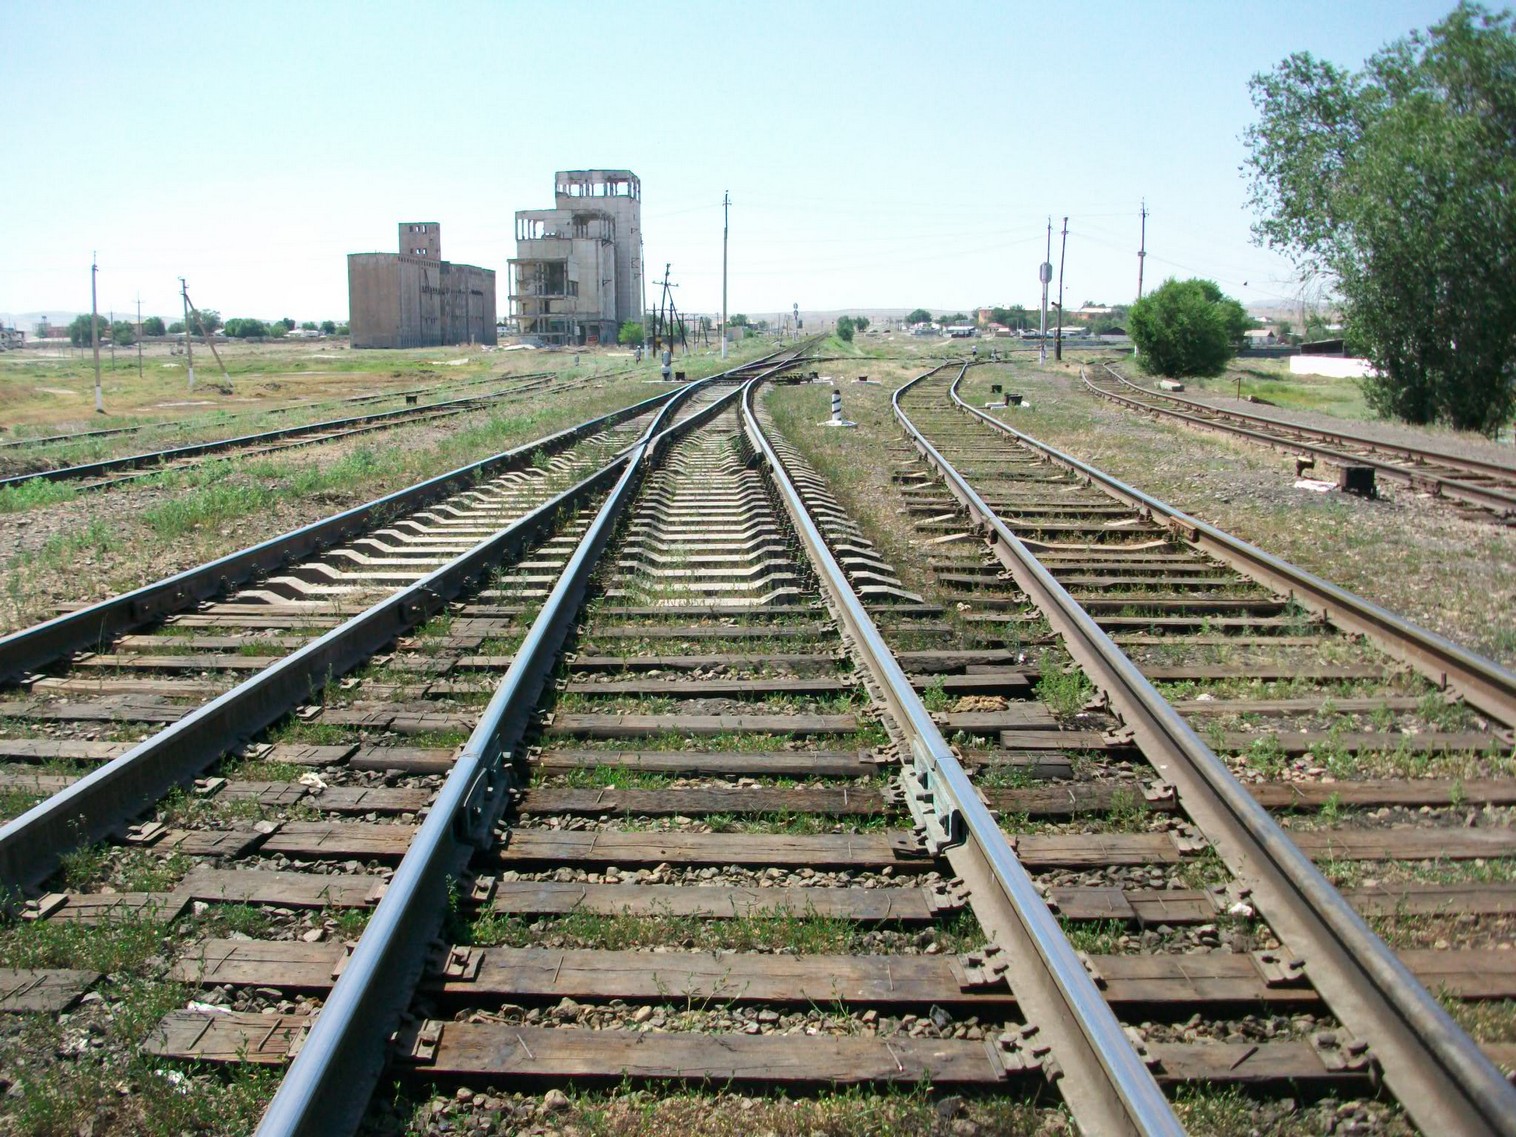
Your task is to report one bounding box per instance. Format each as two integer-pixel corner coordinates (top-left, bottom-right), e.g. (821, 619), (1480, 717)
(540, 1088), (571, 1113)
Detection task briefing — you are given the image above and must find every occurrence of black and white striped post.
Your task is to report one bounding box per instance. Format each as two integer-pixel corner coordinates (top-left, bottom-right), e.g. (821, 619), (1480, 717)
(821, 387), (856, 428)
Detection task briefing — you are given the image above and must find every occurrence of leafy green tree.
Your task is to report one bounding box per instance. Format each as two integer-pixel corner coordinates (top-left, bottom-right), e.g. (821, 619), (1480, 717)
(940, 312), (970, 325)
(852, 316), (870, 333)
(617, 320), (645, 346)
(224, 318), (269, 339)
(168, 321), (185, 334)
(835, 316), (855, 342)
(320, 320), (337, 335)
(989, 305), (1030, 328)
(1244, 2), (1516, 434)
(905, 308), (932, 325)
(268, 320), (288, 338)
(109, 320), (135, 347)
(729, 314), (750, 327)
(336, 323), (349, 336)
(187, 309), (222, 336)
(279, 317), (295, 331)
(67, 314), (108, 347)
(1128, 278), (1244, 378)
(300, 321), (318, 331)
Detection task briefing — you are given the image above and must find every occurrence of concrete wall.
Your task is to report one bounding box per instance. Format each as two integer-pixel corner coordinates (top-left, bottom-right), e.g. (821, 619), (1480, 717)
(348, 253), (496, 348)
(348, 254), (403, 349)
(398, 222), (441, 260)
(553, 171), (641, 326)
(1290, 355), (1374, 379)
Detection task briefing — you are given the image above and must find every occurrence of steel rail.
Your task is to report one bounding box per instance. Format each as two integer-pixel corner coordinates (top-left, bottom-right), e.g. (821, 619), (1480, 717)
(981, 367), (1516, 727)
(1096, 362), (1516, 483)
(252, 349), (811, 1137)
(0, 385), (549, 492)
(0, 448), (629, 894)
(1085, 365), (1516, 515)
(0, 388), (680, 686)
(745, 377), (1182, 1136)
(897, 362), (1516, 1137)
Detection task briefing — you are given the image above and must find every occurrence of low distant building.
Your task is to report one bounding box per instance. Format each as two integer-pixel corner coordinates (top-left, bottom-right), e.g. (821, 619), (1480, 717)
(347, 223), (496, 349)
(1243, 328), (1278, 346)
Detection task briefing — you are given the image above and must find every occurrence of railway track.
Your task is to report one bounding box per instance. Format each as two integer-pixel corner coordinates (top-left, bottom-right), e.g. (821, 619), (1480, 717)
(884, 361), (1516, 1134)
(1084, 362), (1516, 520)
(0, 369), (613, 495)
(3, 347), (1512, 1134)
(0, 347), (1192, 1136)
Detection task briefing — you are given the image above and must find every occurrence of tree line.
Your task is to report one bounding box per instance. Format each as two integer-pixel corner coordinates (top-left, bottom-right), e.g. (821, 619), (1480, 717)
(63, 312), (342, 346)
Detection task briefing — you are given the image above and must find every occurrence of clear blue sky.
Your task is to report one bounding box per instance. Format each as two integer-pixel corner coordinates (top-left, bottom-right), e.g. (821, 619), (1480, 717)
(0, 0), (1457, 326)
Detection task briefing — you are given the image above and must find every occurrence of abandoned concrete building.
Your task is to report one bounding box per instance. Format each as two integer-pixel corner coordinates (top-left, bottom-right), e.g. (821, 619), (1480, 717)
(347, 223), (497, 349)
(510, 170), (642, 345)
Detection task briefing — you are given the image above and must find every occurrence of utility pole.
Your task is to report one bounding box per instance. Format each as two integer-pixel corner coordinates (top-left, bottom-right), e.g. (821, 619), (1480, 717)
(1038, 219), (1052, 366)
(90, 254), (103, 413)
(1054, 216), (1069, 362)
(182, 281), (231, 386)
(720, 190), (730, 360)
(181, 278), (196, 391)
(1137, 200), (1148, 299)
(136, 295), (143, 379)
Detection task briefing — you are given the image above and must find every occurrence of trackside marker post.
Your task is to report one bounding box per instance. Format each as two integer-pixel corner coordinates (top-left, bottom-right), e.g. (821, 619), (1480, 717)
(821, 388), (856, 428)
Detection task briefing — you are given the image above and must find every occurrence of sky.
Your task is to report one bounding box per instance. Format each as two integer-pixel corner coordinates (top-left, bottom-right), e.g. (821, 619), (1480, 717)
(0, 0), (1458, 326)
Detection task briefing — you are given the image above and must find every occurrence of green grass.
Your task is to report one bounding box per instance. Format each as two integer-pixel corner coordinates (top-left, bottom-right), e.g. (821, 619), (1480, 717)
(1033, 656), (1094, 722)
(467, 907), (986, 956)
(0, 477), (78, 513)
(392, 1081), (1059, 1137)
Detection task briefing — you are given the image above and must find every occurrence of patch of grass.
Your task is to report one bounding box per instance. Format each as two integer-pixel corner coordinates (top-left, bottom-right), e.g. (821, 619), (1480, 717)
(395, 1082), (1059, 1137)
(468, 906), (985, 956)
(0, 477), (78, 513)
(0, 911), (169, 972)
(203, 904), (274, 939)
(1033, 657), (1093, 722)
(920, 676), (950, 713)
(1058, 918), (1126, 954)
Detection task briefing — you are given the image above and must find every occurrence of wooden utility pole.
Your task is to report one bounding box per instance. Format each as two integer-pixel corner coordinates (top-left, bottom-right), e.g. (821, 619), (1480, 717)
(720, 190), (730, 360)
(136, 296), (143, 379)
(1054, 216), (1068, 362)
(181, 278), (231, 388)
(181, 278), (196, 391)
(1137, 200), (1148, 299)
(91, 254), (103, 413)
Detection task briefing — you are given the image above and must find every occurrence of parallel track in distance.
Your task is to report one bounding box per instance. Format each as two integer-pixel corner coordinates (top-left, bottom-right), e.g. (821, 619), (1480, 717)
(1084, 362), (1516, 520)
